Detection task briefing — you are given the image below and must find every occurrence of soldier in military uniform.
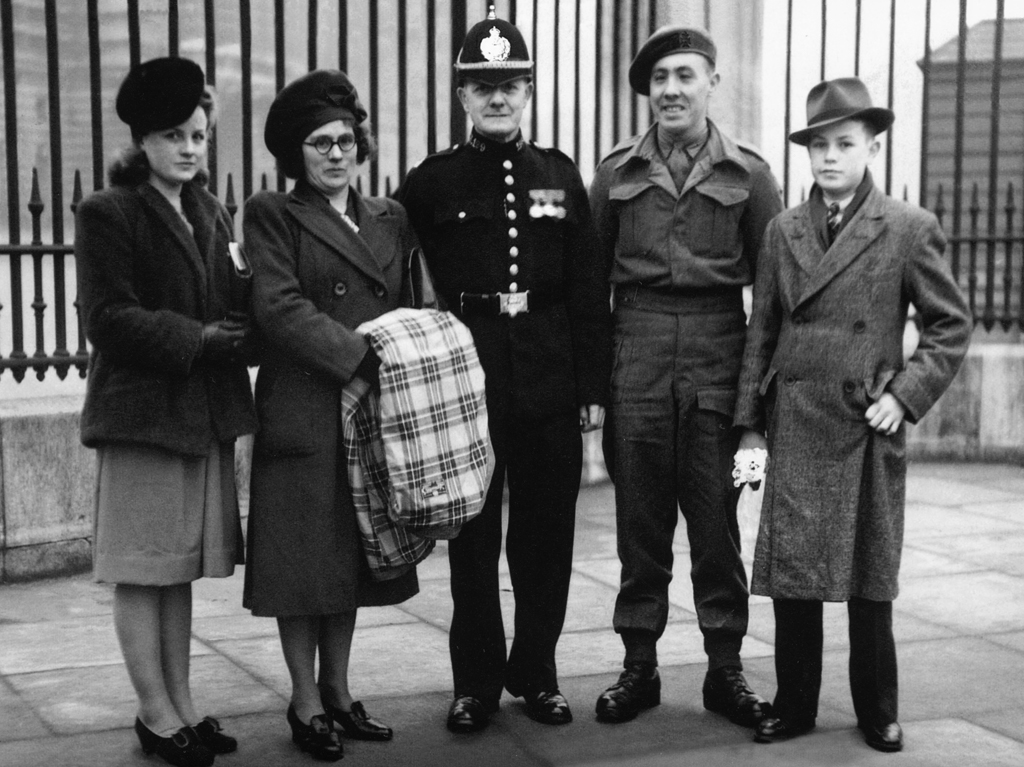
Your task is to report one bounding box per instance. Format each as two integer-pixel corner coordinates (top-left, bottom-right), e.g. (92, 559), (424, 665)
(589, 27), (783, 726)
(396, 8), (610, 733)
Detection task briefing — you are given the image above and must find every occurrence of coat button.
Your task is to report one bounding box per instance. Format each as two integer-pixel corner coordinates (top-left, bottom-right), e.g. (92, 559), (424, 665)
(509, 227), (518, 238)
(507, 209), (517, 221)
(784, 375), (796, 385)
(509, 264), (519, 276)
(333, 282), (347, 296)
(853, 320), (866, 333)
(843, 381), (856, 393)
(374, 285), (385, 298)
(509, 246), (519, 257)
(509, 282), (519, 293)
(503, 159), (513, 170)
(506, 193), (516, 203)
(505, 175), (514, 186)
(458, 211), (466, 220)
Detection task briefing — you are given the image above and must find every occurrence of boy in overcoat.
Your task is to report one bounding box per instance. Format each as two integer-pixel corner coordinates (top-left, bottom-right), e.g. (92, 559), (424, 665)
(733, 78), (971, 752)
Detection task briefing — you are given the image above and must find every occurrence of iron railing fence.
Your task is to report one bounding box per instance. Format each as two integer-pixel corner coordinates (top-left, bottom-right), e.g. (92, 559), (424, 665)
(1, 0), (1022, 383)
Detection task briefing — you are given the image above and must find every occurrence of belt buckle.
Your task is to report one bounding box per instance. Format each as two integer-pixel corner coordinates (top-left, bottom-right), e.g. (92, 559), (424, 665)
(500, 291), (529, 317)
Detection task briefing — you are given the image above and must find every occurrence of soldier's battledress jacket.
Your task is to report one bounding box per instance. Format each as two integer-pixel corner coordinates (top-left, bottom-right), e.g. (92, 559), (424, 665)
(396, 130), (611, 420)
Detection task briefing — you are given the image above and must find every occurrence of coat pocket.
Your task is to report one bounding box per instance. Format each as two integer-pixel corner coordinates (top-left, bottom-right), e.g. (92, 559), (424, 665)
(255, 366), (332, 456)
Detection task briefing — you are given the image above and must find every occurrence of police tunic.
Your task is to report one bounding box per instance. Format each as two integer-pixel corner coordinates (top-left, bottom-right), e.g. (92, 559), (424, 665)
(396, 130), (611, 703)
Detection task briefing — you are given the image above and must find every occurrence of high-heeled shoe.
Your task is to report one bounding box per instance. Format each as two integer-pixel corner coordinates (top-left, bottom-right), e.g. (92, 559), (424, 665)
(193, 715), (238, 754)
(286, 704), (344, 761)
(134, 718), (214, 767)
(323, 701), (393, 741)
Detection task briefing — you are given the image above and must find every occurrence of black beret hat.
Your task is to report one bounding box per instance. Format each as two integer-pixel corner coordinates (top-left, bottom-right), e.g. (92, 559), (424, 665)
(264, 69), (368, 159)
(629, 26), (717, 96)
(116, 57), (206, 135)
(789, 77), (894, 145)
(454, 7), (533, 86)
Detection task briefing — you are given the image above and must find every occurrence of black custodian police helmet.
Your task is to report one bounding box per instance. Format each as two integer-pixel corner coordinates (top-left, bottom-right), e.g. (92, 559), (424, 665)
(454, 5), (533, 86)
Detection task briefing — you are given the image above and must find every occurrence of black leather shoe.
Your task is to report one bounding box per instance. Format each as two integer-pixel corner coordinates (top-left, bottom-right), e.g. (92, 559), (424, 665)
(862, 722), (903, 752)
(702, 667), (772, 727)
(286, 705), (344, 761)
(193, 716), (237, 754)
(753, 716), (816, 743)
(324, 701), (393, 741)
(446, 696), (491, 733)
(522, 690), (573, 725)
(595, 663), (661, 723)
(134, 719), (214, 767)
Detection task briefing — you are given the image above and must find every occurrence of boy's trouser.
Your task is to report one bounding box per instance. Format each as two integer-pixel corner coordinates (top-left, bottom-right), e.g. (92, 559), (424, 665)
(772, 597), (898, 727)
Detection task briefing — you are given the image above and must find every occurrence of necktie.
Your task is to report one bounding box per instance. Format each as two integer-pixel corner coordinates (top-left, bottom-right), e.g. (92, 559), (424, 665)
(826, 202), (842, 245)
(667, 146), (692, 193)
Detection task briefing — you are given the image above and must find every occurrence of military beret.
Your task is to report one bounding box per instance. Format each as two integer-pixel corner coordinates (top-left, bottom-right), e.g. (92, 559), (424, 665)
(115, 57), (206, 136)
(629, 26), (717, 96)
(264, 69), (368, 159)
(454, 8), (533, 86)
(789, 77), (894, 145)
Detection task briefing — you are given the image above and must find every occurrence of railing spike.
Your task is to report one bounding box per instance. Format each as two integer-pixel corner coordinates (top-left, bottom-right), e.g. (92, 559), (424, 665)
(71, 170), (83, 215)
(225, 173), (238, 224)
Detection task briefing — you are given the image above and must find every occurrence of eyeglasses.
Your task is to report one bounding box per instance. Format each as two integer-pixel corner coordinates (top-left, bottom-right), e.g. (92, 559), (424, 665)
(303, 134), (357, 155)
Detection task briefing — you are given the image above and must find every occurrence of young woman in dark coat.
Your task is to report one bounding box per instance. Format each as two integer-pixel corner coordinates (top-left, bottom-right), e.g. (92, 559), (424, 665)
(75, 57), (256, 767)
(242, 70), (419, 762)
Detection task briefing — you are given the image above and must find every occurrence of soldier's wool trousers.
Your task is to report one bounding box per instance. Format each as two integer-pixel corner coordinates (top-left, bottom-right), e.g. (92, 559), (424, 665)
(608, 287), (750, 671)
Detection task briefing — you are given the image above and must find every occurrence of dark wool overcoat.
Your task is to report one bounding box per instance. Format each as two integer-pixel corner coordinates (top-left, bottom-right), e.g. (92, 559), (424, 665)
(75, 180), (257, 456)
(242, 181), (419, 617)
(734, 184), (971, 602)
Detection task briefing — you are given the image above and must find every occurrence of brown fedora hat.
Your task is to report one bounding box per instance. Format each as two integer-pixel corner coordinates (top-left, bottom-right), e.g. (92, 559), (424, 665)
(789, 77), (894, 146)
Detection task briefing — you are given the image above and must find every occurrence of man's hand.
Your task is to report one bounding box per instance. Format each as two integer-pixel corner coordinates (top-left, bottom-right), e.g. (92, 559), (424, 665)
(738, 428), (768, 453)
(579, 404), (606, 433)
(866, 392), (905, 435)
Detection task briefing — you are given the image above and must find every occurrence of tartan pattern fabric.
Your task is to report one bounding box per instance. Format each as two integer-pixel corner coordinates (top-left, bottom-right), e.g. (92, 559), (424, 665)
(341, 308), (493, 579)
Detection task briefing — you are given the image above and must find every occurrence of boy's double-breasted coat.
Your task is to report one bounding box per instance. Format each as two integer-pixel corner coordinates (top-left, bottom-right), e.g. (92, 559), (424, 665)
(734, 183), (971, 602)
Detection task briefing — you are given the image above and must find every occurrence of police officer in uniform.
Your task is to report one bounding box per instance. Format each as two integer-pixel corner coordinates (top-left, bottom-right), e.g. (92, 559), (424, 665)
(396, 7), (610, 733)
(589, 27), (783, 726)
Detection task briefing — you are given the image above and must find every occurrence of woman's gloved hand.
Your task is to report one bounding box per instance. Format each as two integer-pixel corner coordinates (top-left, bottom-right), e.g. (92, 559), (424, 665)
(200, 318), (250, 364)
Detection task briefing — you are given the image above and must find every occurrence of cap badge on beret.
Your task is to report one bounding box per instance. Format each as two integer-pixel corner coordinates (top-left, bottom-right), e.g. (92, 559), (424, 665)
(481, 27), (511, 62)
(674, 31), (692, 49)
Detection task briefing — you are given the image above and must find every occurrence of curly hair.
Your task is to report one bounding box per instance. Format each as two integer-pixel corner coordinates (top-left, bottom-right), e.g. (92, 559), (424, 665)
(109, 86), (217, 188)
(275, 117), (377, 181)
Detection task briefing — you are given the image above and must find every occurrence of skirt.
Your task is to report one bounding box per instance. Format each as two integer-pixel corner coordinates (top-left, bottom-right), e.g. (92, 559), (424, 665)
(92, 441), (244, 585)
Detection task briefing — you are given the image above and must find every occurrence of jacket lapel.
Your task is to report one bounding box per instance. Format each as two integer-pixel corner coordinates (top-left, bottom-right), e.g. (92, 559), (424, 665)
(136, 183), (208, 298)
(778, 205), (822, 277)
(286, 183), (387, 284)
(795, 186), (887, 309)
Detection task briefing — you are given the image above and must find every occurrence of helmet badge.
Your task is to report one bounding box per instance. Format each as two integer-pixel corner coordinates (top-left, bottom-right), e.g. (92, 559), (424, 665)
(480, 27), (511, 62)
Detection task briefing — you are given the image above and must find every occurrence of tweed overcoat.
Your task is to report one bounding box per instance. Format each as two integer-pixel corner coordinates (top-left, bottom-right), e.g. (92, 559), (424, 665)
(242, 180), (419, 616)
(75, 180), (257, 456)
(734, 184), (971, 602)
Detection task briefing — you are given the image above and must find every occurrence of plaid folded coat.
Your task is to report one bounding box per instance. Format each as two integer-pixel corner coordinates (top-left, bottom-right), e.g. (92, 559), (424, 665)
(342, 308), (494, 580)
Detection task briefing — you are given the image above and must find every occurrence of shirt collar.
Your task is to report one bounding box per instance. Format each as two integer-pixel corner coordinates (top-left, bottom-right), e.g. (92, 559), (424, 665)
(614, 119), (750, 174)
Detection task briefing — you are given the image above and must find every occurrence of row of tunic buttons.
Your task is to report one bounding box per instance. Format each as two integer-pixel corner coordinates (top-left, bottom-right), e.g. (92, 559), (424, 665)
(505, 159), (519, 291)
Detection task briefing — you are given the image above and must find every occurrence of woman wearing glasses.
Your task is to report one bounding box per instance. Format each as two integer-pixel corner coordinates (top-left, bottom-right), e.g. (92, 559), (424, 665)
(242, 70), (419, 762)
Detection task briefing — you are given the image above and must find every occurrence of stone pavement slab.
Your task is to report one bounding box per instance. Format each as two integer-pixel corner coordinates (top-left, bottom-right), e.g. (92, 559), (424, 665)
(1, 461), (1023, 766)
